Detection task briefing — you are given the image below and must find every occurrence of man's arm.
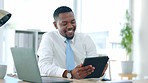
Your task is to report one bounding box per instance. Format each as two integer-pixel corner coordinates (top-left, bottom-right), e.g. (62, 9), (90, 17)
(62, 64), (95, 79)
(37, 33), (66, 77)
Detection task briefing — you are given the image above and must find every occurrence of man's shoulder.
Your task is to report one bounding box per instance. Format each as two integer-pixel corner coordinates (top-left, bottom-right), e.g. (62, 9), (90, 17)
(42, 31), (59, 38)
(43, 31), (58, 36)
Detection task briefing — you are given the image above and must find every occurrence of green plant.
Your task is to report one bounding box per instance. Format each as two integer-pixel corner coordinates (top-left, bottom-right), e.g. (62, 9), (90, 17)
(120, 10), (133, 61)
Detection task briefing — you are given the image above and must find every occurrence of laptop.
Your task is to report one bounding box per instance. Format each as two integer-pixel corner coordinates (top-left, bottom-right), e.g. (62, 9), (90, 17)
(11, 47), (72, 83)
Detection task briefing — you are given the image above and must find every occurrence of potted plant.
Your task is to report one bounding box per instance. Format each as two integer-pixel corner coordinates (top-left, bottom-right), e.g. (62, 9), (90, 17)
(120, 10), (133, 74)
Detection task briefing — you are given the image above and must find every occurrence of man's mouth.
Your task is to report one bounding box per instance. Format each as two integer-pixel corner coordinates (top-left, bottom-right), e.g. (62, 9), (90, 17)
(67, 28), (74, 33)
(67, 28), (73, 31)
(67, 30), (73, 33)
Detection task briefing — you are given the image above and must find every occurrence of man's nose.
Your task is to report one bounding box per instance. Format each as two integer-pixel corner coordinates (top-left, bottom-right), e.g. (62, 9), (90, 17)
(67, 23), (73, 28)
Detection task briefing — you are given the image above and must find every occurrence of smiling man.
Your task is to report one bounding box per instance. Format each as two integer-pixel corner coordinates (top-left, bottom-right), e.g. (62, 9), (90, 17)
(37, 6), (107, 79)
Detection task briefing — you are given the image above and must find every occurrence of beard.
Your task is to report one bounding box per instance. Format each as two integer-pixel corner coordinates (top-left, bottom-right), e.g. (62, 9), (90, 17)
(65, 33), (74, 39)
(66, 35), (74, 40)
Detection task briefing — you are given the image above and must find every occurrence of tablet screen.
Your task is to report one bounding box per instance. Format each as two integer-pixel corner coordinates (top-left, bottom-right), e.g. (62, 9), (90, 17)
(83, 56), (109, 78)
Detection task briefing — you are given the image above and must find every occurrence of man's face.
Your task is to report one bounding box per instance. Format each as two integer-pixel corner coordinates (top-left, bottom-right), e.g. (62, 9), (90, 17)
(53, 12), (76, 39)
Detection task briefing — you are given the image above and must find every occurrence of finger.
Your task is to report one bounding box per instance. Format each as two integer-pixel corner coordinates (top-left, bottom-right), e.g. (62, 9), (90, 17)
(75, 65), (90, 72)
(104, 64), (108, 72)
(87, 67), (95, 72)
(76, 64), (83, 68)
(102, 63), (108, 75)
(83, 65), (95, 71)
(73, 64), (95, 79)
(79, 66), (94, 78)
(83, 65), (92, 69)
(78, 70), (93, 78)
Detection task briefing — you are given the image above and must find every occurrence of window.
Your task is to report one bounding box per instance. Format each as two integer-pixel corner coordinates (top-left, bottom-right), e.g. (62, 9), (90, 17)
(4, 0), (74, 31)
(77, 0), (130, 57)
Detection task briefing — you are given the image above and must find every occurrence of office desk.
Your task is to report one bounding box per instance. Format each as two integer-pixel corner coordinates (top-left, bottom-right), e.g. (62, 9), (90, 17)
(0, 76), (98, 83)
(0, 76), (148, 83)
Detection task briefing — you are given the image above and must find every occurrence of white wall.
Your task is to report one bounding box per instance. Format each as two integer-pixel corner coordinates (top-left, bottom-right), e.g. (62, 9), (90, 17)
(0, 0), (4, 8)
(0, 0), (4, 64)
(0, 28), (4, 64)
(0, 0), (15, 73)
(133, 0), (148, 79)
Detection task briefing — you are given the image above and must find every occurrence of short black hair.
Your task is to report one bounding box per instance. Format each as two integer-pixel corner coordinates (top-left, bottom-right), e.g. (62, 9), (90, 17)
(53, 6), (73, 20)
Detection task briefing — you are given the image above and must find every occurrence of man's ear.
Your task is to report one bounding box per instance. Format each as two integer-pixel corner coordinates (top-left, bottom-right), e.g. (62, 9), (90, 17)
(53, 21), (58, 29)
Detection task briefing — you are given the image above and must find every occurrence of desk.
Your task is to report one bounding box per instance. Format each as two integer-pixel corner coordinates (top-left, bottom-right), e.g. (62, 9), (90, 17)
(0, 76), (98, 83)
(119, 73), (137, 80)
(1, 76), (148, 83)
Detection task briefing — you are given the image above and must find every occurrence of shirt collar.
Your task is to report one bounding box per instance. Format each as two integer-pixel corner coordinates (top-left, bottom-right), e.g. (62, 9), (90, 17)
(57, 31), (75, 43)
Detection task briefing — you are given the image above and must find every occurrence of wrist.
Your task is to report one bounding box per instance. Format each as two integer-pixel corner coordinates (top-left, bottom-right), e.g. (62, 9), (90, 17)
(62, 70), (73, 79)
(67, 70), (73, 79)
(62, 70), (68, 78)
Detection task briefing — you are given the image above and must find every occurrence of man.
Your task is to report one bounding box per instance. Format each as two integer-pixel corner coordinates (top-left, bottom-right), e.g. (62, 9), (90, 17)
(37, 6), (107, 79)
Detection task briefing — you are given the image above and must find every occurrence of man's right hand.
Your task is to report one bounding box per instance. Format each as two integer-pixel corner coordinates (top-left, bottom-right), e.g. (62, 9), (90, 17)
(71, 64), (95, 79)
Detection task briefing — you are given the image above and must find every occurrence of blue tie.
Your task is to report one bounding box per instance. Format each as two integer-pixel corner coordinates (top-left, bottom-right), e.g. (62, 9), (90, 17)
(65, 39), (75, 70)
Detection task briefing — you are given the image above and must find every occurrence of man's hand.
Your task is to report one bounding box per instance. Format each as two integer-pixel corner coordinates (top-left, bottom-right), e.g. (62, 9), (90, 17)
(71, 64), (95, 79)
(102, 63), (108, 76)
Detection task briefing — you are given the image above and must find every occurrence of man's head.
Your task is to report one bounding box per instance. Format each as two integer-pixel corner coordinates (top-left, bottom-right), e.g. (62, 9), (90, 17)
(53, 6), (76, 39)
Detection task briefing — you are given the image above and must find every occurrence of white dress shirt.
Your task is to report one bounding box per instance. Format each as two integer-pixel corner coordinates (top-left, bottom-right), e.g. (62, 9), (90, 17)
(37, 30), (98, 77)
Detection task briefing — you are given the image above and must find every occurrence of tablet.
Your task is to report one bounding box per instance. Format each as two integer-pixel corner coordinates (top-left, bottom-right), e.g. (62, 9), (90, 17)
(83, 56), (109, 78)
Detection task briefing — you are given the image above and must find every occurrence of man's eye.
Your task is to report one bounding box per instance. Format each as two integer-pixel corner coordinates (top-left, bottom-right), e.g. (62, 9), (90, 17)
(61, 22), (67, 26)
(71, 21), (76, 24)
(62, 23), (67, 26)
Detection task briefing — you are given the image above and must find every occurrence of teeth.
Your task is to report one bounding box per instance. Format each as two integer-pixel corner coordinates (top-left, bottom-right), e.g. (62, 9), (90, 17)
(68, 29), (73, 32)
(67, 30), (73, 32)
(68, 28), (73, 31)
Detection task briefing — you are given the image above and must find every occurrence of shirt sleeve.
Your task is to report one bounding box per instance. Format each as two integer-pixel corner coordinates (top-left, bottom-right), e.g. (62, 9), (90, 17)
(84, 35), (98, 57)
(37, 33), (65, 77)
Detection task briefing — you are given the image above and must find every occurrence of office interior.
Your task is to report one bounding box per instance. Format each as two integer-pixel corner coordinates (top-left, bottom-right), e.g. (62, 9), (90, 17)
(0, 0), (148, 81)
